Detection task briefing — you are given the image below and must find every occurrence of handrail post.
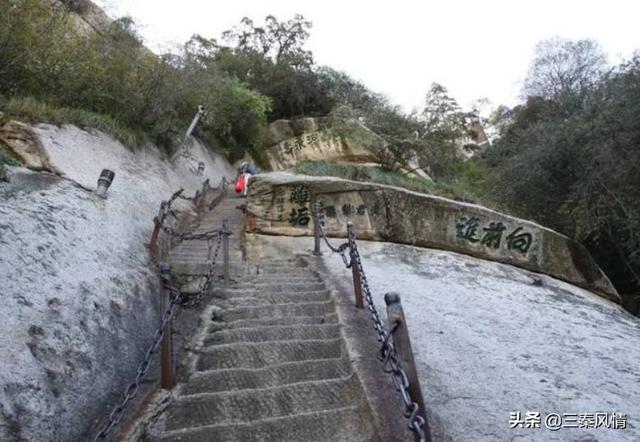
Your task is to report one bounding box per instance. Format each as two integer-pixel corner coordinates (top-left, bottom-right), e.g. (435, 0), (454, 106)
(347, 222), (364, 308)
(159, 262), (175, 390)
(313, 202), (322, 256)
(222, 219), (230, 284)
(384, 292), (431, 442)
(149, 202), (166, 261)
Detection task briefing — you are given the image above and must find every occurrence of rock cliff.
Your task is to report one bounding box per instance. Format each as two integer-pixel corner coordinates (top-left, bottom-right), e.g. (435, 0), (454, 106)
(0, 123), (234, 441)
(262, 117), (432, 180)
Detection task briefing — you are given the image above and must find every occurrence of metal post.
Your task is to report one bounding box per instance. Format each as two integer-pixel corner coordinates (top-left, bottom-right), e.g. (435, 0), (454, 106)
(347, 223), (364, 308)
(185, 105), (206, 138)
(96, 169), (115, 198)
(222, 219), (230, 283)
(149, 202), (166, 261)
(384, 292), (431, 442)
(313, 202), (322, 256)
(159, 262), (175, 390)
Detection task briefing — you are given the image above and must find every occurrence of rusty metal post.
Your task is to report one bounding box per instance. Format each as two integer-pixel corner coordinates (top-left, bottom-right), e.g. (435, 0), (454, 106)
(347, 223), (364, 308)
(149, 202), (166, 261)
(384, 292), (431, 442)
(222, 219), (230, 284)
(313, 202), (322, 256)
(159, 262), (175, 390)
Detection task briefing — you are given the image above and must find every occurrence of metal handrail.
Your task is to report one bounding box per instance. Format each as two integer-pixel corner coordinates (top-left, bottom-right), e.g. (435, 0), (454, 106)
(94, 180), (233, 442)
(313, 203), (432, 442)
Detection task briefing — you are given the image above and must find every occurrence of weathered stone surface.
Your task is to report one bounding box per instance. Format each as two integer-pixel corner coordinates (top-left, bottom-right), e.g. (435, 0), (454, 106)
(49, 0), (112, 36)
(0, 121), (61, 173)
(246, 173), (618, 302)
(263, 117), (382, 171)
(0, 124), (235, 442)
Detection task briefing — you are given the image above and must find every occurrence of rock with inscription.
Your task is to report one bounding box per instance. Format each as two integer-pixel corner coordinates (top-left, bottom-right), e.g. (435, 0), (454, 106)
(246, 172), (619, 302)
(263, 117), (390, 170)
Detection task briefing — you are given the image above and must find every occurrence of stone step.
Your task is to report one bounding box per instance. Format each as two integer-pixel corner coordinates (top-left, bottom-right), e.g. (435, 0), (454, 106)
(203, 324), (342, 346)
(228, 267), (314, 274)
(146, 405), (378, 442)
(164, 375), (364, 430)
(180, 272), (327, 292)
(212, 290), (330, 306)
(212, 300), (335, 322)
(226, 261), (309, 269)
(169, 262), (242, 276)
(222, 282), (326, 292)
(195, 339), (345, 371)
(181, 358), (353, 394)
(251, 269), (315, 277)
(169, 263), (311, 276)
(209, 314), (338, 330)
(237, 274), (321, 282)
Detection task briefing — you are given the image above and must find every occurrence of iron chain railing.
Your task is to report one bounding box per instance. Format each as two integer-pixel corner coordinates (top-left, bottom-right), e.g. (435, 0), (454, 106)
(315, 205), (430, 442)
(160, 225), (221, 241)
(94, 179), (233, 442)
(93, 234), (224, 441)
(149, 178), (232, 260)
(316, 209), (350, 267)
(182, 232), (224, 308)
(92, 272), (184, 442)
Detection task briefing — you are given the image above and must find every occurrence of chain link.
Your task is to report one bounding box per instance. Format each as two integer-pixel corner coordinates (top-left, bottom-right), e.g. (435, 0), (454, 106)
(154, 178), (233, 243)
(93, 230), (226, 441)
(94, 181), (232, 441)
(161, 225), (221, 241)
(182, 233), (223, 308)
(316, 212), (350, 267)
(315, 204), (428, 442)
(348, 230), (427, 441)
(93, 279), (183, 441)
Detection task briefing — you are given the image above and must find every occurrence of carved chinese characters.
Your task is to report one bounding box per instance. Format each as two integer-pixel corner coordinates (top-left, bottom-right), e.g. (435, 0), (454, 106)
(278, 131), (340, 158)
(288, 184), (311, 227)
(456, 216), (533, 254)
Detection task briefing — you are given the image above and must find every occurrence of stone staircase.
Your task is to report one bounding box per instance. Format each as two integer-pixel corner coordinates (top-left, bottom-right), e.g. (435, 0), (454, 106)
(143, 196), (380, 441)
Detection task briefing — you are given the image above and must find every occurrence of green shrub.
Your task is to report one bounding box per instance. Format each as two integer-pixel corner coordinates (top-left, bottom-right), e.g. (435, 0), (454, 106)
(1, 97), (147, 148)
(294, 160), (482, 202)
(0, 151), (21, 167)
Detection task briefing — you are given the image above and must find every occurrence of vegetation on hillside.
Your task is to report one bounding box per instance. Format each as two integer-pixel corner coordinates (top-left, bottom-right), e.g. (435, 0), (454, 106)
(0, 2), (475, 170)
(0, 1), (270, 158)
(294, 160), (483, 203)
(481, 38), (640, 314)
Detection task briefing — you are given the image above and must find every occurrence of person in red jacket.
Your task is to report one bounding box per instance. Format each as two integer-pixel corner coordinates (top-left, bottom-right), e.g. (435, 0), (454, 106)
(236, 161), (257, 196)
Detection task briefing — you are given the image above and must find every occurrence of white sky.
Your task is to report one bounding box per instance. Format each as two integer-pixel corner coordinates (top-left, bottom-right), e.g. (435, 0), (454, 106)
(95, 0), (640, 112)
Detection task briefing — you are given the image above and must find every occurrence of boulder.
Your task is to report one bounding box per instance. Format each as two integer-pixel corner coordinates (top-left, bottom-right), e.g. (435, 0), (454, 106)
(0, 121), (61, 174)
(246, 172), (619, 302)
(263, 117), (382, 171)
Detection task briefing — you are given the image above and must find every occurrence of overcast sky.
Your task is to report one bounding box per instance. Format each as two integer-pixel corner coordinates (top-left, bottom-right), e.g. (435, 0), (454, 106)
(95, 0), (640, 113)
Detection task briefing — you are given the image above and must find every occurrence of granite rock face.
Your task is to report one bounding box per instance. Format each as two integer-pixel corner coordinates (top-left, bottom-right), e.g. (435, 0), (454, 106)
(246, 173), (618, 302)
(0, 124), (235, 441)
(263, 117), (432, 180)
(263, 118), (382, 171)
